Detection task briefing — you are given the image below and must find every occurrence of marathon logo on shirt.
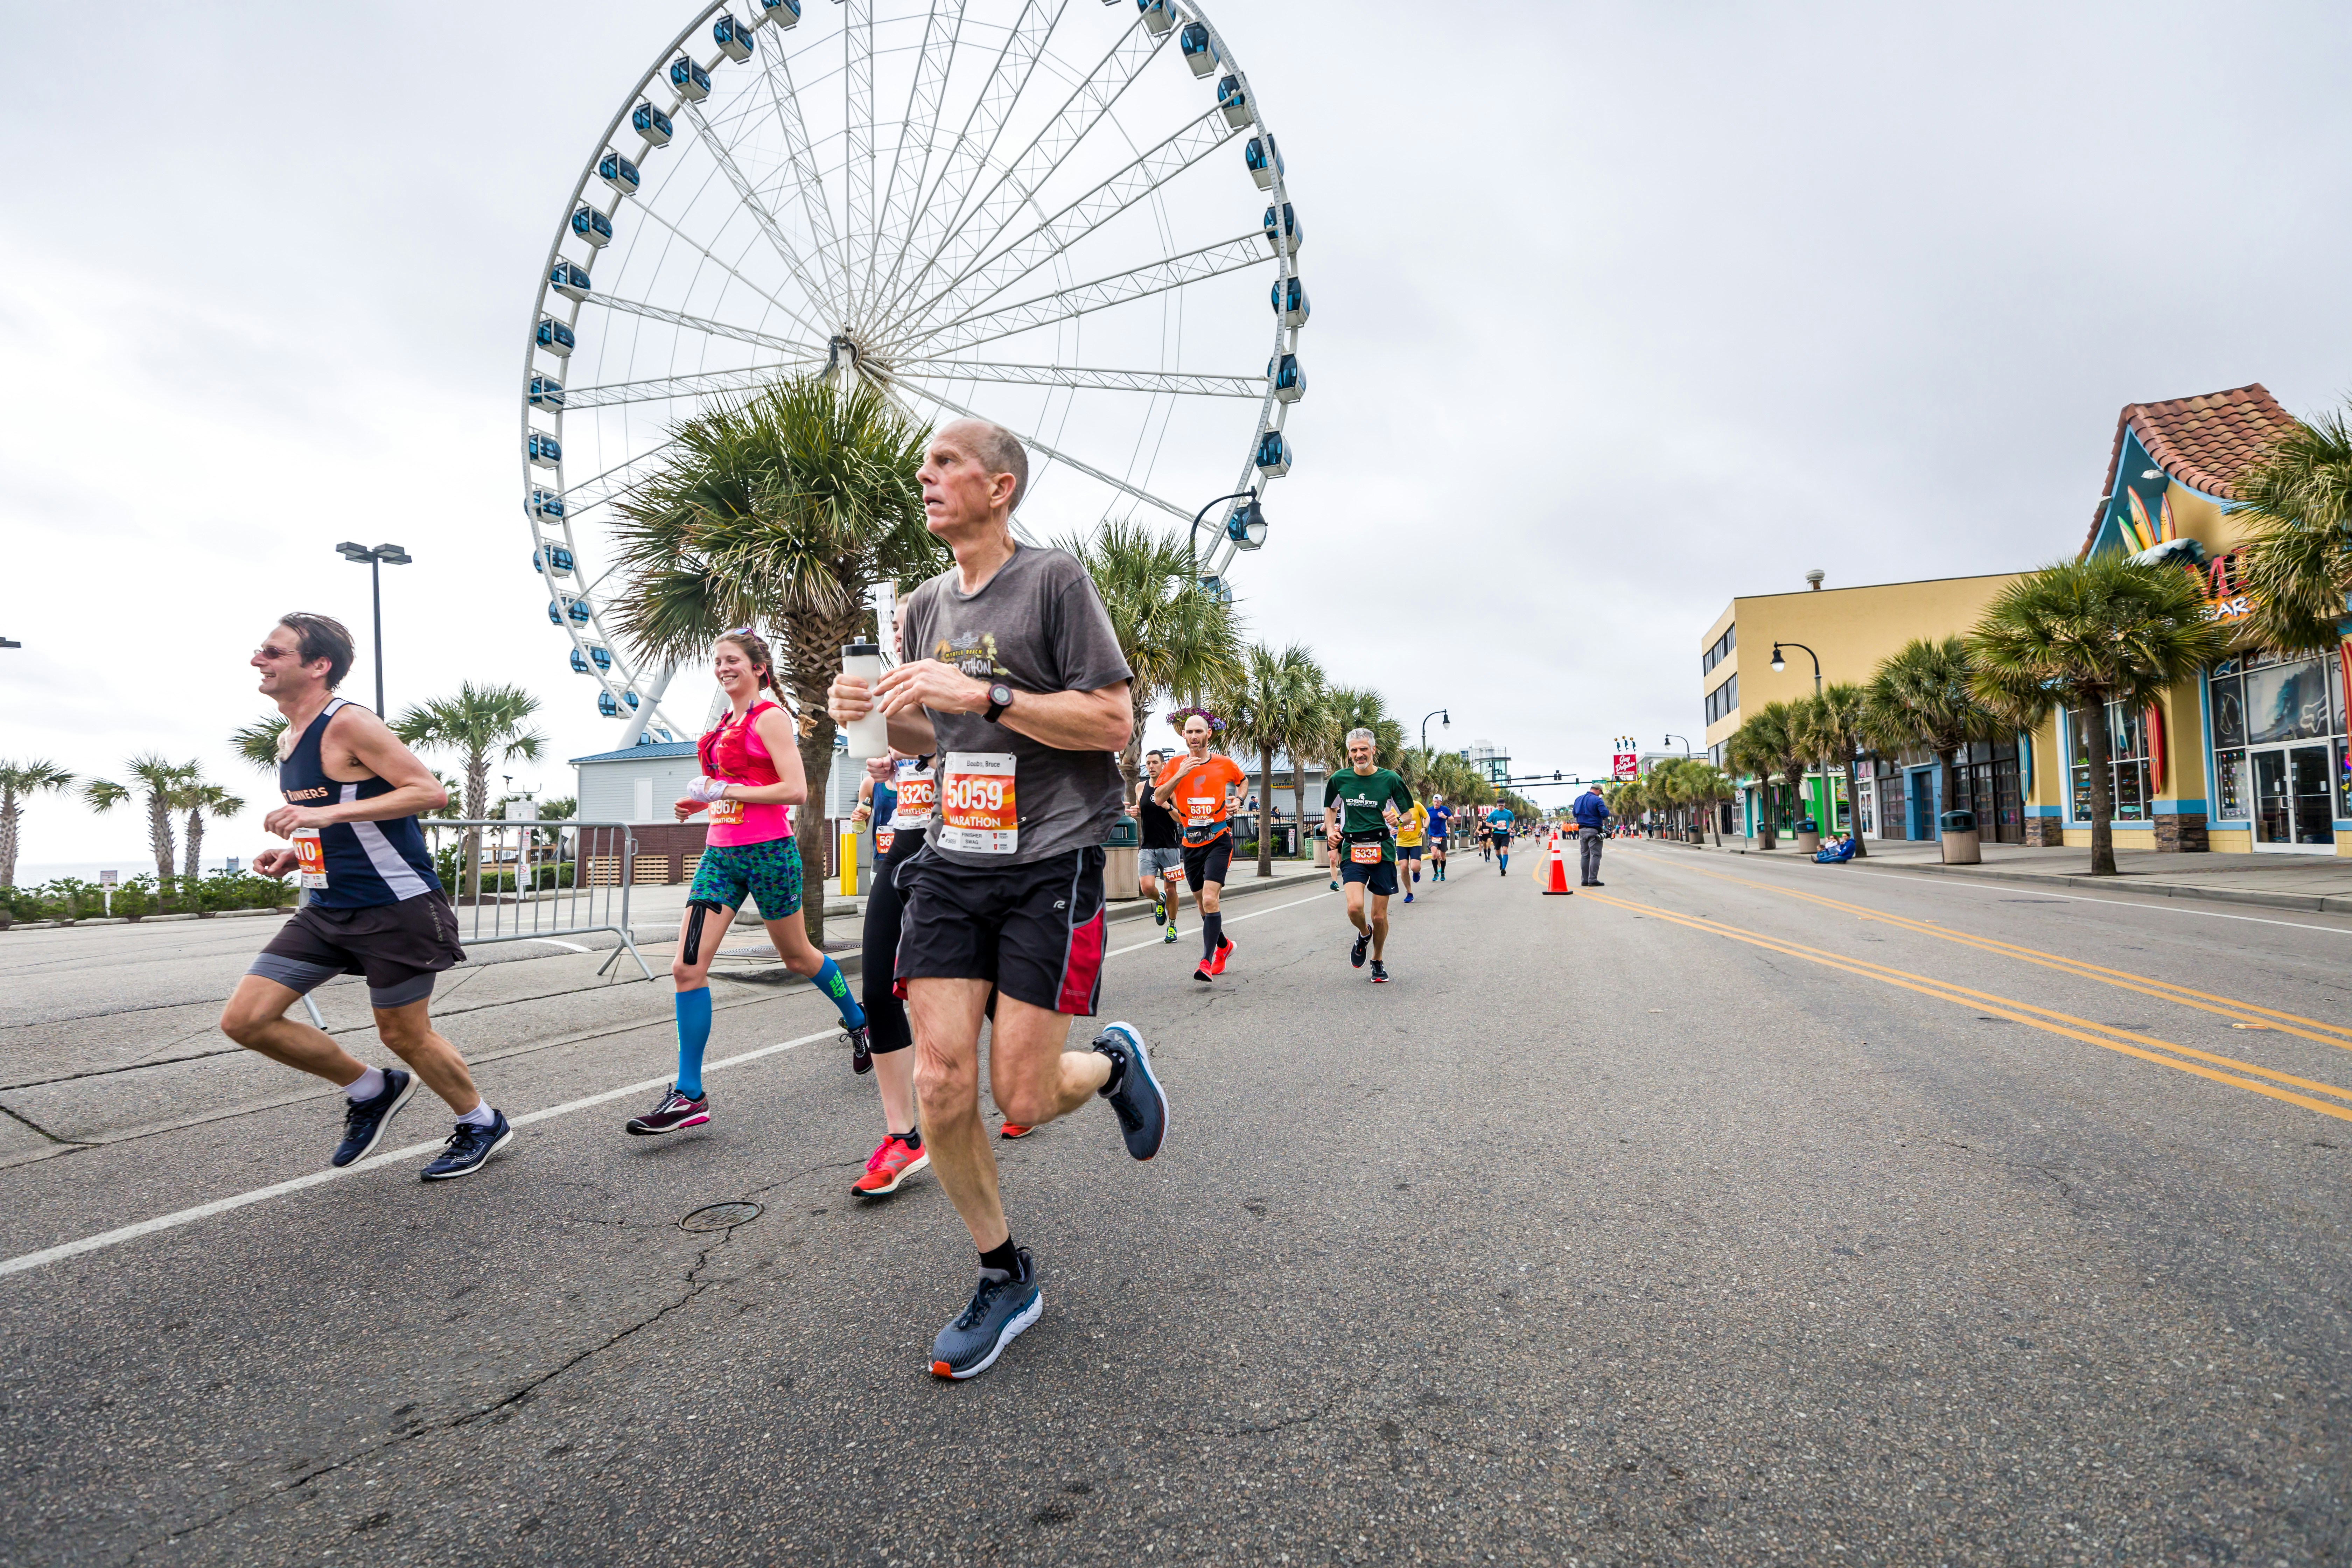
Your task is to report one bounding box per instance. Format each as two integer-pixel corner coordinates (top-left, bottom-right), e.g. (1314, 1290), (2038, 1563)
(933, 633), (1013, 682)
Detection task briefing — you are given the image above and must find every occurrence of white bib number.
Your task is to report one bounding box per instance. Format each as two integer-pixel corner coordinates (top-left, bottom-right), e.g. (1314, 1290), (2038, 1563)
(939, 752), (1018, 854)
(1350, 841), (1383, 865)
(892, 761), (937, 830)
(292, 827), (329, 889)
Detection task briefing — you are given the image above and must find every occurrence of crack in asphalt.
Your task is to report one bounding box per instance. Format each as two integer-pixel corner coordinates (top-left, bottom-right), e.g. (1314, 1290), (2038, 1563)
(0, 1098), (89, 1146)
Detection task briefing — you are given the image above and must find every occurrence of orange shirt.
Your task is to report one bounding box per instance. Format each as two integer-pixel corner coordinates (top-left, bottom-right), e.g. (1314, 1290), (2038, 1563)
(1156, 753), (1247, 846)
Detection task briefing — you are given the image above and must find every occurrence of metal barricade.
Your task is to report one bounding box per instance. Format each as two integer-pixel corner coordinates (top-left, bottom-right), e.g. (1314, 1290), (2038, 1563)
(418, 819), (654, 981)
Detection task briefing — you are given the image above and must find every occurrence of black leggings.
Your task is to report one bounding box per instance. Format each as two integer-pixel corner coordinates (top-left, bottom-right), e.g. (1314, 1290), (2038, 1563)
(861, 833), (927, 1054)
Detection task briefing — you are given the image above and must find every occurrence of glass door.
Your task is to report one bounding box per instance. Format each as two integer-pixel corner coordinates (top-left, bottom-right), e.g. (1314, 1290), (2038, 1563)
(2253, 750), (2292, 845)
(2252, 744), (2340, 849)
(2289, 744), (2336, 846)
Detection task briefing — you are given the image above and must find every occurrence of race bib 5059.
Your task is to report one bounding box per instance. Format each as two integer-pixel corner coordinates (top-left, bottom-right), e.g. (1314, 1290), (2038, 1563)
(939, 752), (1017, 854)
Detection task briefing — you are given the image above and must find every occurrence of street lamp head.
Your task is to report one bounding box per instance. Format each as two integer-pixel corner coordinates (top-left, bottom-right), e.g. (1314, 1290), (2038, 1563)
(336, 541), (372, 562)
(1441, 710), (1450, 727)
(1225, 493), (1267, 550)
(1769, 644), (1787, 673)
(372, 544), (413, 566)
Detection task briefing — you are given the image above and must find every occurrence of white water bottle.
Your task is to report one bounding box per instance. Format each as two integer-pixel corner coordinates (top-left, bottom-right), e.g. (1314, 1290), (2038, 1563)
(841, 642), (887, 761)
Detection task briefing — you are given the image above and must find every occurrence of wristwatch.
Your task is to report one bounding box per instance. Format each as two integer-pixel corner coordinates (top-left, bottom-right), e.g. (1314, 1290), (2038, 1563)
(983, 682), (1015, 723)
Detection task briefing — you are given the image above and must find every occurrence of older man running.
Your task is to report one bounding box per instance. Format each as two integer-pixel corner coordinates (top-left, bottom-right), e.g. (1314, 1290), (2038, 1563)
(828, 418), (1167, 1381)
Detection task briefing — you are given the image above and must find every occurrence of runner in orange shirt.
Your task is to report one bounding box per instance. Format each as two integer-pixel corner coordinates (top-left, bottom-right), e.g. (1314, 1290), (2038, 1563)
(1152, 709), (1247, 982)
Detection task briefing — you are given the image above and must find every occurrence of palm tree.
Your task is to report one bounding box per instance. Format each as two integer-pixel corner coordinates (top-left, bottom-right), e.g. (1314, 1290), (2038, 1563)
(85, 755), (190, 900)
(1059, 518), (1243, 790)
(609, 373), (939, 943)
(1215, 642), (1327, 877)
(0, 760), (75, 889)
(1724, 700), (1801, 849)
(395, 684), (546, 902)
(1969, 554), (2230, 875)
(1321, 687), (1405, 772)
(231, 715), (289, 773)
(2231, 405), (2352, 655)
(1797, 684), (1876, 858)
(171, 773), (247, 884)
(1862, 639), (2003, 855)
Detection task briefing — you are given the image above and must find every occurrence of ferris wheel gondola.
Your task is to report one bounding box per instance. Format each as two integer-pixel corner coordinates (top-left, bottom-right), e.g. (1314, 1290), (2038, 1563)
(522, 0), (1304, 740)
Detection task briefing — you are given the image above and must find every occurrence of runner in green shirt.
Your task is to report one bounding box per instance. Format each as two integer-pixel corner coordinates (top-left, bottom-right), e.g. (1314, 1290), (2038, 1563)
(1322, 728), (1415, 983)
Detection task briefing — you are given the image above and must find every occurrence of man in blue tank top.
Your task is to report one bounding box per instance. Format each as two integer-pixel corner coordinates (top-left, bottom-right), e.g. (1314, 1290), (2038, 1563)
(219, 614), (513, 1181)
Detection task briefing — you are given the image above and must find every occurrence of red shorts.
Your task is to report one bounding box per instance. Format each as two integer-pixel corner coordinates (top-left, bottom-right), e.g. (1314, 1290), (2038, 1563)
(892, 846), (1108, 1015)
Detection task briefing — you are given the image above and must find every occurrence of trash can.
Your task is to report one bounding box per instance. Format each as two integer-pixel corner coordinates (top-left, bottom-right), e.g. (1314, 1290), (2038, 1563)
(1794, 816), (1821, 855)
(1939, 808), (1981, 865)
(1314, 834), (1331, 868)
(1104, 815), (1141, 900)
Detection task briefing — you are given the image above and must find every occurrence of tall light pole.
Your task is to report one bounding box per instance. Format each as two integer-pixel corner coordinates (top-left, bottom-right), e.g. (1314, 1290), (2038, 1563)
(337, 542), (413, 715)
(1420, 708), (1450, 753)
(1769, 640), (1821, 697)
(1663, 733), (1694, 757)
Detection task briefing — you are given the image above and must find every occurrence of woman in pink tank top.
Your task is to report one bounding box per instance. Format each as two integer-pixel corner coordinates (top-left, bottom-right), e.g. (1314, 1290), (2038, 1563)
(619, 630), (871, 1139)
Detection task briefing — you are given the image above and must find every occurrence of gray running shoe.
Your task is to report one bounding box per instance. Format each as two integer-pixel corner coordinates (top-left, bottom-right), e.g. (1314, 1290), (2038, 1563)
(1092, 1022), (1168, 1161)
(930, 1250), (1042, 1380)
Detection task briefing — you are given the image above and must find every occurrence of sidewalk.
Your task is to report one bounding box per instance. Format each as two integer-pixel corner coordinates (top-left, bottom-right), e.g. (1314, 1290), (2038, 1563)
(1655, 833), (2352, 914)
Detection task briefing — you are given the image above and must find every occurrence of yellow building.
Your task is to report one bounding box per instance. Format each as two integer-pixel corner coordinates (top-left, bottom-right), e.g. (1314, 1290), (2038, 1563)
(2014, 384), (2338, 854)
(1699, 572), (2022, 840)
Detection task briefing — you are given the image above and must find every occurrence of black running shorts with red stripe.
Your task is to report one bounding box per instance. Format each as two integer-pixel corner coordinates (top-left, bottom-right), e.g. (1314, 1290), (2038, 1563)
(892, 845), (1109, 1016)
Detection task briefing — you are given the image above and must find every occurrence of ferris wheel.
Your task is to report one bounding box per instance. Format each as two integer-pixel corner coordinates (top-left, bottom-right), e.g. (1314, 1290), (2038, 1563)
(522, 0), (1305, 741)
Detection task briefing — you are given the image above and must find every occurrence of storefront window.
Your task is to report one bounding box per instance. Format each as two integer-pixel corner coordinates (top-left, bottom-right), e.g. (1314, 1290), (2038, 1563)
(2208, 650), (2348, 841)
(2214, 748), (2247, 820)
(2069, 702), (2150, 824)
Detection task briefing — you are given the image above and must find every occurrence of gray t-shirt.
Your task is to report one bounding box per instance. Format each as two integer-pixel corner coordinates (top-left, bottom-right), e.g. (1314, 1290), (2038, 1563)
(899, 544), (1133, 868)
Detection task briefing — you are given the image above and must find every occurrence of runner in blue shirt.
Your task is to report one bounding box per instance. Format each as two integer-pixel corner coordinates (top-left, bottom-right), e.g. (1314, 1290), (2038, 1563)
(1485, 806), (1516, 877)
(1425, 796), (1453, 883)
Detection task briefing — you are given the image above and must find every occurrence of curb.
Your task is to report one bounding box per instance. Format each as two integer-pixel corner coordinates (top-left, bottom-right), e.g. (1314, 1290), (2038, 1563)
(0, 906), (293, 933)
(1647, 834), (2352, 915)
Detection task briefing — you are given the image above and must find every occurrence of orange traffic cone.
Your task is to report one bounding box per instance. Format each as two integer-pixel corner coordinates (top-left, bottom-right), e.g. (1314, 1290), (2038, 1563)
(1542, 831), (1573, 894)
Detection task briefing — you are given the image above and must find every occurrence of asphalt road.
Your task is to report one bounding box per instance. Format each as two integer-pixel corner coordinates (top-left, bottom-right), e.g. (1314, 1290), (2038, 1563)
(2, 840), (2347, 1565)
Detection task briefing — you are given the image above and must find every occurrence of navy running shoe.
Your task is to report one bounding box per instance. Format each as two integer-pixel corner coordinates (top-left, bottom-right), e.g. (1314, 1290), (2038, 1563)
(1370, 960), (1390, 984)
(1092, 1021), (1168, 1161)
(1350, 930), (1370, 968)
(931, 1249), (1042, 1380)
(331, 1068), (416, 1168)
(421, 1111), (514, 1181)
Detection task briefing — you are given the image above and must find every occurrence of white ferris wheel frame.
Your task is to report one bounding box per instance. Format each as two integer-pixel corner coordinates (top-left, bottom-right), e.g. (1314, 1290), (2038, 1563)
(519, 0), (1302, 744)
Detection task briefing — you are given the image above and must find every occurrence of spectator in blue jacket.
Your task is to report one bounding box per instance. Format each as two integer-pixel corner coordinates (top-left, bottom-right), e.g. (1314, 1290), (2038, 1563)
(1570, 784), (1609, 886)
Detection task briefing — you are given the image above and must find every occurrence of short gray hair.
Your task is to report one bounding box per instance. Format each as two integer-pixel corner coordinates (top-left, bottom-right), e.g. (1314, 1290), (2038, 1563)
(1345, 727), (1375, 747)
(967, 420), (1028, 512)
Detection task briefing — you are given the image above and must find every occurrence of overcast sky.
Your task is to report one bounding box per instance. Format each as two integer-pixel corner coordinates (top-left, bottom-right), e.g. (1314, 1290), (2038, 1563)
(5, 0), (2348, 870)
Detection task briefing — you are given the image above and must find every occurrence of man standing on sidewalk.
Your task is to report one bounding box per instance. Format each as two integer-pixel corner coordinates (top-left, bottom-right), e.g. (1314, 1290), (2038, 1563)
(1572, 782), (1610, 886)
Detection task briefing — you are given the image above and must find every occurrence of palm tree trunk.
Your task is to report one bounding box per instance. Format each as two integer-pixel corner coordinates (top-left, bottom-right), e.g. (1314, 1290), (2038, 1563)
(1844, 758), (1867, 858)
(148, 794), (177, 906)
(2083, 699), (2116, 875)
(183, 808), (205, 884)
(1755, 780), (1775, 849)
(463, 756), (491, 902)
(1, 794), (19, 888)
(1938, 748), (1961, 862)
(1258, 743), (1275, 878)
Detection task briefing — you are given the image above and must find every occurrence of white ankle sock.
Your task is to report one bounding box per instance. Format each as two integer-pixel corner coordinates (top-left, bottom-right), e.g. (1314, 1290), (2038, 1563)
(455, 1101), (495, 1129)
(343, 1065), (387, 1103)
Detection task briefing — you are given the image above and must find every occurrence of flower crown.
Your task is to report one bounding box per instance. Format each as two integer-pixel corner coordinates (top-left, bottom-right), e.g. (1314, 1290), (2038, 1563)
(1167, 706), (1225, 733)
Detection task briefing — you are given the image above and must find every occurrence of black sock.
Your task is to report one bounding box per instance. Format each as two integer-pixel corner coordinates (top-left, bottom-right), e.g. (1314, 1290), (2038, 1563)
(979, 1237), (1021, 1277)
(1201, 911), (1223, 961)
(900, 1126), (922, 1151)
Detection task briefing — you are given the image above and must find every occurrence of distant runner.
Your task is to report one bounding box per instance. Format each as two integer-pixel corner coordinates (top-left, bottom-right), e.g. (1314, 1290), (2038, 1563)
(1393, 794), (1428, 903)
(1133, 748), (1184, 946)
(1152, 710), (1246, 982)
(220, 613), (511, 1181)
(1323, 728), (1414, 984)
(1486, 804), (1516, 876)
(1426, 794), (1452, 882)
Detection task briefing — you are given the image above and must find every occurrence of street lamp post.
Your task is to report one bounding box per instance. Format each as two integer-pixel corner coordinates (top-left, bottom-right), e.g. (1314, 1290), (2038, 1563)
(1419, 708), (1450, 753)
(1769, 641), (1821, 696)
(337, 542), (414, 715)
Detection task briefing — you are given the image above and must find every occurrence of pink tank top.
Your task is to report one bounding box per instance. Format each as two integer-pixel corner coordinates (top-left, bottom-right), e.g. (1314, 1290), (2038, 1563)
(697, 699), (793, 847)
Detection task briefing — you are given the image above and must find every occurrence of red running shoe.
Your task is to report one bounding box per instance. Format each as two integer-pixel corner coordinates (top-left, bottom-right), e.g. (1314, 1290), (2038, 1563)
(1208, 938), (1233, 976)
(999, 1122), (1035, 1140)
(854, 1134), (929, 1196)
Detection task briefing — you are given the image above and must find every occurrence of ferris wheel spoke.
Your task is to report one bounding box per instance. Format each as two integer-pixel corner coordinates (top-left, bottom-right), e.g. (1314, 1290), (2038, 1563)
(626, 198), (835, 345)
(754, 30), (848, 317)
(562, 361), (822, 410)
(677, 99), (839, 328)
(881, 375), (1190, 522)
(889, 233), (1265, 359)
(870, 1), (966, 315)
(587, 294), (821, 361)
(559, 444), (681, 522)
(873, 0), (1067, 333)
(892, 110), (1246, 342)
(879, 10), (1164, 331)
(843, 0), (876, 322)
(901, 360), (1261, 397)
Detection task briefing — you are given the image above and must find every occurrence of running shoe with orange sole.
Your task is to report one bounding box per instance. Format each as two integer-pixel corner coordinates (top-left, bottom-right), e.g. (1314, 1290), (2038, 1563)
(854, 1133), (929, 1197)
(999, 1121), (1035, 1140)
(1208, 938), (1233, 975)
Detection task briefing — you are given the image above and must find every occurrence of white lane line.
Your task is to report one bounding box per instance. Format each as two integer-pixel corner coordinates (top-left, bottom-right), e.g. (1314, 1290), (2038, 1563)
(526, 938), (592, 953)
(0, 885), (1338, 1282)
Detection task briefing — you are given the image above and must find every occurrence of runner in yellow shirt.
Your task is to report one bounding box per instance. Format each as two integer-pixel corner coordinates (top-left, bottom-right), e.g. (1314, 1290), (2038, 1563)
(1393, 799), (1429, 903)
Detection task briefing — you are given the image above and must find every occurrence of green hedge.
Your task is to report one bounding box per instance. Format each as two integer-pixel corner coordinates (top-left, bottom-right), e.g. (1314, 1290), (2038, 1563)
(0, 870), (296, 924)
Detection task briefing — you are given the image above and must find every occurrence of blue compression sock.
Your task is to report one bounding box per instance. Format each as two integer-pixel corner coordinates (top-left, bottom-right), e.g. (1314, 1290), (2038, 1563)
(813, 956), (866, 1029)
(674, 986), (713, 1099)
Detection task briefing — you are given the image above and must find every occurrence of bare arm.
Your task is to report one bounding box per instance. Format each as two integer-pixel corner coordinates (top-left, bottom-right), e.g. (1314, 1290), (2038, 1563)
(1150, 754), (1204, 806)
(720, 707), (808, 806)
(262, 707), (446, 837)
(860, 659), (1132, 754)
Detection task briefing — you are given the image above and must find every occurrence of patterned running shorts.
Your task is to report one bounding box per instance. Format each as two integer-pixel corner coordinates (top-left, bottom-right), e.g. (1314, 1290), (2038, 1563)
(689, 836), (805, 922)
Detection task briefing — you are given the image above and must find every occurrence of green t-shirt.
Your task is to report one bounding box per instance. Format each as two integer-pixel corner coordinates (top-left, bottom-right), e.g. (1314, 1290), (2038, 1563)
(1325, 767), (1414, 861)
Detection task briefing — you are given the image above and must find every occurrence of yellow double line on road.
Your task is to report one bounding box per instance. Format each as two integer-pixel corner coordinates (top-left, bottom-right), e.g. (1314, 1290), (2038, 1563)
(1673, 863), (2352, 1053)
(1577, 888), (2352, 1125)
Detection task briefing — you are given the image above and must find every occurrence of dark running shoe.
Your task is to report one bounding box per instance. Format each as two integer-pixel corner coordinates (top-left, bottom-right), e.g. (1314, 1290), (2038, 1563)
(847, 1023), (873, 1075)
(625, 1086), (709, 1136)
(421, 1111), (514, 1181)
(1092, 1021), (1168, 1161)
(1350, 930), (1370, 968)
(1369, 960), (1390, 983)
(331, 1068), (416, 1168)
(930, 1250), (1042, 1380)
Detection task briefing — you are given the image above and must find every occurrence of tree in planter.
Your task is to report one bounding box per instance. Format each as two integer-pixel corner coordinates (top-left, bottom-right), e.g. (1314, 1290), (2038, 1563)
(609, 373), (938, 946)
(0, 759), (76, 890)
(1724, 701), (1801, 849)
(85, 755), (190, 907)
(1862, 639), (2006, 859)
(393, 685), (545, 903)
(1215, 642), (1328, 878)
(1796, 684), (1876, 857)
(1058, 518), (1242, 794)
(1968, 554), (2229, 876)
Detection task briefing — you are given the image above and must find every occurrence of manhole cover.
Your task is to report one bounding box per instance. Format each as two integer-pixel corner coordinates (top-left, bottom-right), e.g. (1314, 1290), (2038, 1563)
(680, 1201), (762, 1233)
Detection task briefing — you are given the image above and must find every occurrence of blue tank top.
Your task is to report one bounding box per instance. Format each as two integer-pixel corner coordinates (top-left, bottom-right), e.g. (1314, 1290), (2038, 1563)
(279, 698), (442, 909)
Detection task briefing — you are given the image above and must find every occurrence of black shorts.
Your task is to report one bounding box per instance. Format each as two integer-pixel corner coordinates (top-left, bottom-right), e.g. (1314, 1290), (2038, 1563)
(1340, 856), (1399, 896)
(248, 892), (465, 1009)
(893, 846), (1108, 1016)
(1181, 833), (1233, 891)
(860, 828), (928, 1054)
(1396, 843), (1422, 860)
